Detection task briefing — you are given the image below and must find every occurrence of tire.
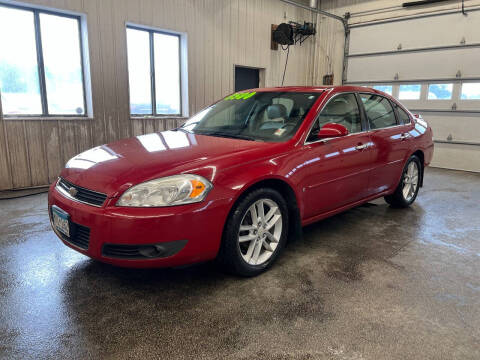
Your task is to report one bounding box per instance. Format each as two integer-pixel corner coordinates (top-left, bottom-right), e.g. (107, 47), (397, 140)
(384, 155), (422, 208)
(217, 188), (289, 277)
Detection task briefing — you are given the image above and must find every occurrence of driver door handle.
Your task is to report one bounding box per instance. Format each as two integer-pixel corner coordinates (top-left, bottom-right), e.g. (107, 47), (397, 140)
(400, 133), (411, 140)
(355, 143), (367, 151)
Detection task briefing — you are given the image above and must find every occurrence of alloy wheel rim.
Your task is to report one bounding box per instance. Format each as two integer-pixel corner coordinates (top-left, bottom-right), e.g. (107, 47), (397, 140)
(238, 198), (282, 265)
(403, 161), (419, 202)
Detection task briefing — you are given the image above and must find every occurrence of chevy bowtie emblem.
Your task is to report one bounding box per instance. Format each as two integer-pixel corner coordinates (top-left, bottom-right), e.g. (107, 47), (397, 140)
(68, 187), (78, 197)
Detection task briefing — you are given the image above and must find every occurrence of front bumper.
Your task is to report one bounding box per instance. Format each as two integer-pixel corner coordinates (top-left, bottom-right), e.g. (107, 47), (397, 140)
(48, 183), (231, 268)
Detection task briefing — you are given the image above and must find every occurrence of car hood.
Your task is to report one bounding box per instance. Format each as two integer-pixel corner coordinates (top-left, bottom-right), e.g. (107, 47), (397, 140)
(61, 130), (274, 197)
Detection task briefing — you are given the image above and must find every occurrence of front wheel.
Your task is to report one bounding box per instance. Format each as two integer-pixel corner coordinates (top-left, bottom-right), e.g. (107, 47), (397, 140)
(384, 155), (422, 208)
(217, 188), (289, 277)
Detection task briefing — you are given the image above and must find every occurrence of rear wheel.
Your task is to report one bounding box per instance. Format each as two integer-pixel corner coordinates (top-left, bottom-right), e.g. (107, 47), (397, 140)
(385, 155), (421, 208)
(217, 188), (288, 276)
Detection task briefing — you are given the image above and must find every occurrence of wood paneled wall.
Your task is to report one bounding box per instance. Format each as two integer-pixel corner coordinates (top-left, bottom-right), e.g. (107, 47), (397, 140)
(0, 0), (316, 191)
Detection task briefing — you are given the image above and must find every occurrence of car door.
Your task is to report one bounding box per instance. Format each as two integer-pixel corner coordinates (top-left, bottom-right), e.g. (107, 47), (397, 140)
(359, 93), (412, 194)
(294, 92), (374, 219)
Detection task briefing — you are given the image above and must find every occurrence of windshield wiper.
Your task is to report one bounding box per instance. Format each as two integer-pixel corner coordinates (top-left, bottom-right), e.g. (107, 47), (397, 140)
(196, 131), (257, 141)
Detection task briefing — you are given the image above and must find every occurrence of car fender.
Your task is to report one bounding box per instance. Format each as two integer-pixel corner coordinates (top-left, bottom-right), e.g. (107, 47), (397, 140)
(214, 158), (304, 221)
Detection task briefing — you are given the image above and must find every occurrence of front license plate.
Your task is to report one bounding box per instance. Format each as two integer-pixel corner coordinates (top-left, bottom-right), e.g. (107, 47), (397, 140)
(52, 206), (70, 237)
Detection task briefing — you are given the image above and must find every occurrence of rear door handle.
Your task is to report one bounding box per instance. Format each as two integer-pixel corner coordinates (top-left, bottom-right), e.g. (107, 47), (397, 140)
(355, 143), (367, 151)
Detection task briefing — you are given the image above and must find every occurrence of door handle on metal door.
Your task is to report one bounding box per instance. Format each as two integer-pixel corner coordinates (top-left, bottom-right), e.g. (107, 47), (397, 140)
(355, 143), (367, 151)
(400, 133), (411, 140)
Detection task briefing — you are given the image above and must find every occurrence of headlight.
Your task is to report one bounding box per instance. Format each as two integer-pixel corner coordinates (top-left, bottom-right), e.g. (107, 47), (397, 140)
(116, 174), (212, 207)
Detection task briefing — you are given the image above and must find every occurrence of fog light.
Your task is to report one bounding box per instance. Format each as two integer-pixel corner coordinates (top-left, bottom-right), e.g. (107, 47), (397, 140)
(139, 245), (166, 258)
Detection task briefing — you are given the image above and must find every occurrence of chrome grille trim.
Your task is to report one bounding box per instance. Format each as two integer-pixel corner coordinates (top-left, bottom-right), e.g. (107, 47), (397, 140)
(56, 178), (107, 207)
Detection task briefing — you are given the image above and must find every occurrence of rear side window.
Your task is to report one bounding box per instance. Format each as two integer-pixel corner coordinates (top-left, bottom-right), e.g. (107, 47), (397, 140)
(394, 104), (411, 124)
(360, 94), (397, 129)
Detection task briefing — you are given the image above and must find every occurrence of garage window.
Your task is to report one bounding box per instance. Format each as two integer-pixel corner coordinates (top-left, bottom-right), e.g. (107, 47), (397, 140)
(372, 85), (393, 95)
(428, 84), (453, 100)
(460, 83), (480, 100)
(399, 84), (421, 100)
(0, 4), (87, 116)
(127, 26), (182, 116)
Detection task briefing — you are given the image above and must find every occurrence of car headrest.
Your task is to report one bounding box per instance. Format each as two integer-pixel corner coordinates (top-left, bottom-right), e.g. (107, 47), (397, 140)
(325, 99), (355, 116)
(290, 108), (301, 117)
(267, 104), (287, 119)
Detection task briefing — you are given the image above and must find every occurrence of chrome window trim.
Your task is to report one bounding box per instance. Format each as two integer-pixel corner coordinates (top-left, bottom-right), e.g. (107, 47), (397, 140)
(304, 130), (369, 145)
(55, 178), (105, 208)
(368, 124), (405, 131)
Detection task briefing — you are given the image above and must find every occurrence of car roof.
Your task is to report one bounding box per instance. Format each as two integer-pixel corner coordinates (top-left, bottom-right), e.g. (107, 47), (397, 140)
(250, 85), (383, 94)
(249, 85), (399, 103)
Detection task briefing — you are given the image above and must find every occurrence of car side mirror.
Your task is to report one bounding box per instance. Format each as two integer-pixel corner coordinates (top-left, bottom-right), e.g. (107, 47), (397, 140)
(317, 123), (349, 139)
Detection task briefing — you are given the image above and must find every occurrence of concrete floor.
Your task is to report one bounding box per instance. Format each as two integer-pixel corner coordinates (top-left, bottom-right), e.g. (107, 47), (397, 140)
(0, 168), (479, 360)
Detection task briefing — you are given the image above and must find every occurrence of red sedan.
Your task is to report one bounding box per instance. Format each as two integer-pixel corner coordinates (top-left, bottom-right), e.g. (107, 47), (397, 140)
(48, 86), (434, 276)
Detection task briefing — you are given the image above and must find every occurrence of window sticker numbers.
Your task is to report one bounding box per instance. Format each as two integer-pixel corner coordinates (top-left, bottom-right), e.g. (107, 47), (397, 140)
(224, 92), (256, 100)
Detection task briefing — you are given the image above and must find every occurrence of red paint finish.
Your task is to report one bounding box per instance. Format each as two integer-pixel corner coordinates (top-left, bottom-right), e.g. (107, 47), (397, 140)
(48, 86), (434, 268)
(317, 123), (349, 139)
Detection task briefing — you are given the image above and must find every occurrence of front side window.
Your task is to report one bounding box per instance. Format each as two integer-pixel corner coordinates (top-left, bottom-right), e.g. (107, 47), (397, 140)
(182, 92), (320, 142)
(0, 5), (86, 116)
(127, 26), (181, 116)
(360, 94), (397, 129)
(308, 93), (362, 142)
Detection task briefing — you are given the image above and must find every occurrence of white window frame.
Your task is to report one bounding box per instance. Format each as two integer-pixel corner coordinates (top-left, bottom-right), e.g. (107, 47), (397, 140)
(126, 23), (189, 118)
(0, 1), (92, 118)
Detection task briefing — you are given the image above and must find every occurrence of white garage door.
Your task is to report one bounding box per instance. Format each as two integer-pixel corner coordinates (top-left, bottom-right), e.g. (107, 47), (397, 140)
(344, 9), (480, 172)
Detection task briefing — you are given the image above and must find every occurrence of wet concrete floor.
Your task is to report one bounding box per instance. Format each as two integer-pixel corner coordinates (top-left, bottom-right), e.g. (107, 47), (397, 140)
(0, 167), (479, 359)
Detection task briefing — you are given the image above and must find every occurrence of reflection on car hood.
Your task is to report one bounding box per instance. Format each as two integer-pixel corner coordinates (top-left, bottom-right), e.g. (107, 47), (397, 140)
(61, 130), (273, 197)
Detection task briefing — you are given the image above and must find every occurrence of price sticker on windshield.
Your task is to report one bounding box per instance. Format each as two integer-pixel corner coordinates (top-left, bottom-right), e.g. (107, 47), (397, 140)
(224, 92), (256, 100)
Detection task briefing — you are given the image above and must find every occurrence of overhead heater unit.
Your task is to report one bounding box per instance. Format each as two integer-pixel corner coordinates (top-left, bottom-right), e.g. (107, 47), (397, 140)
(272, 21), (316, 46)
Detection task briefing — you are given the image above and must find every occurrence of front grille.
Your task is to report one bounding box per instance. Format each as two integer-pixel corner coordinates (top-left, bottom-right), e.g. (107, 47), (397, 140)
(58, 178), (107, 207)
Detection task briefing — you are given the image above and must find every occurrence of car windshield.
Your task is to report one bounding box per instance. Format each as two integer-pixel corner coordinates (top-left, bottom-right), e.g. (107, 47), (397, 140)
(181, 91), (321, 142)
